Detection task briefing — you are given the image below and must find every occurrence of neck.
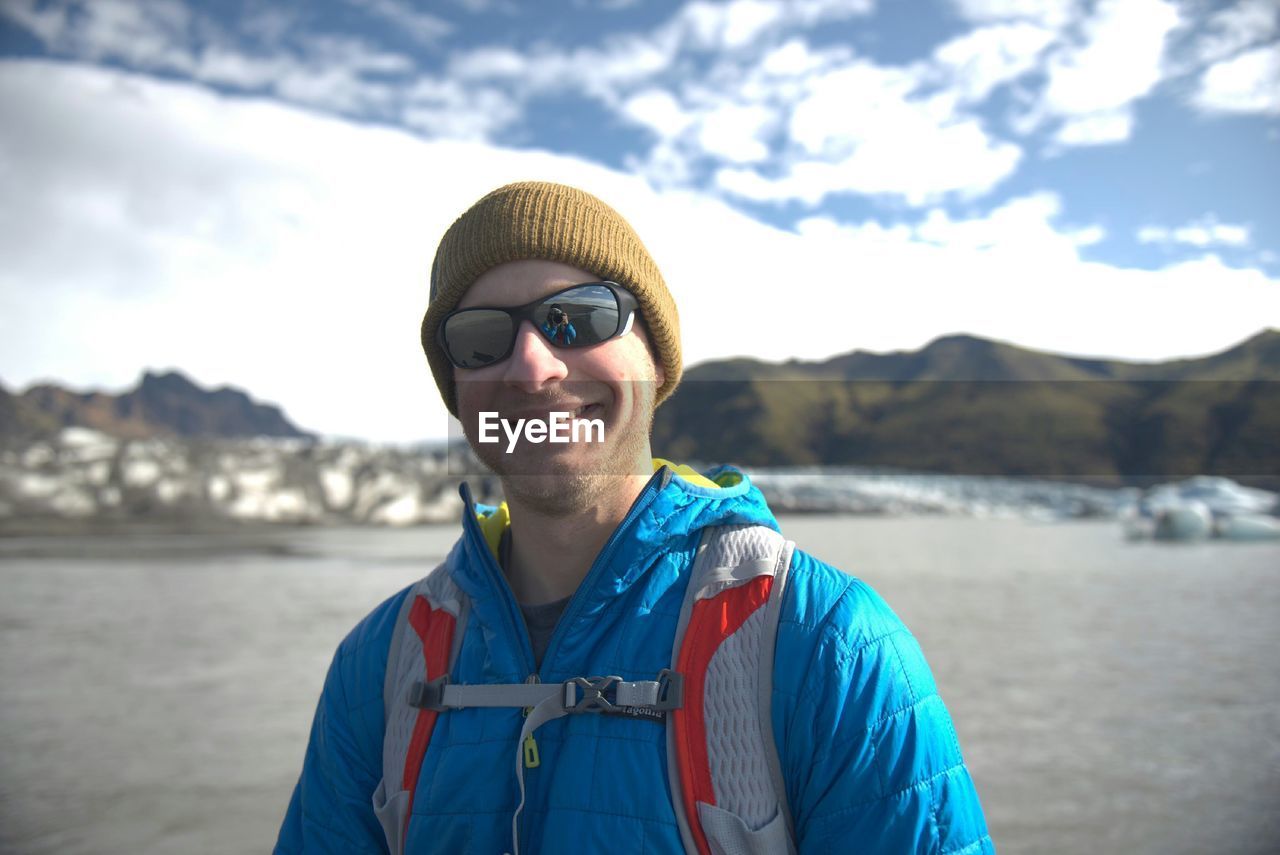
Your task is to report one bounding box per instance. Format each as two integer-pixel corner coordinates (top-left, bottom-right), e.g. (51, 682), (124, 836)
(502, 470), (654, 605)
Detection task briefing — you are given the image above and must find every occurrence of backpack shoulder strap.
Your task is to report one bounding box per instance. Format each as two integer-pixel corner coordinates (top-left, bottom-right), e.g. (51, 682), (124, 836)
(372, 539), (471, 855)
(667, 523), (797, 855)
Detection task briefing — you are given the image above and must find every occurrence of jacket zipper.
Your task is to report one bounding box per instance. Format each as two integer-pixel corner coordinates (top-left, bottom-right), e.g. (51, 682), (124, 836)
(536, 466), (671, 678)
(462, 492), (538, 676)
(463, 467), (672, 853)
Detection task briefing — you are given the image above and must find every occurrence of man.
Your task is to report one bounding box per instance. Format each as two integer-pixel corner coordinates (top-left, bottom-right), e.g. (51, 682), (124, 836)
(276, 181), (994, 853)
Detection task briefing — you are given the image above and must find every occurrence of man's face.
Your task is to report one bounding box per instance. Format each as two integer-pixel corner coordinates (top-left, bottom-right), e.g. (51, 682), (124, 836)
(452, 259), (665, 515)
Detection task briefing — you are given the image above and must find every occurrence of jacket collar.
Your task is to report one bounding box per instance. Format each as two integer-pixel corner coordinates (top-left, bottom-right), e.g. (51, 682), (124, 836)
(451, 462), (779, 617)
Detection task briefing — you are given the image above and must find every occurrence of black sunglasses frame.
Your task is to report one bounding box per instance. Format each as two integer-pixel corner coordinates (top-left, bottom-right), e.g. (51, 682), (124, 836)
(438, 281), (640, 369)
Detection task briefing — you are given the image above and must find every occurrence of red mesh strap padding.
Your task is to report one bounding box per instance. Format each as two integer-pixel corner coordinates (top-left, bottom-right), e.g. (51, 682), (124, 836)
(401, 595), (456, 837)
(672, 575), (773, 855)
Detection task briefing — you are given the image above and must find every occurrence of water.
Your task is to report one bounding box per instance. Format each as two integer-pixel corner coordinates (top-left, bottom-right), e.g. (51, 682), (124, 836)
(1, 518), (1277, 854)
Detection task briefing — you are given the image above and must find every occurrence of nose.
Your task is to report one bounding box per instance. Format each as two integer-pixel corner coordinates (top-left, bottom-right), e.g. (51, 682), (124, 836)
(502, 320), (569, 393)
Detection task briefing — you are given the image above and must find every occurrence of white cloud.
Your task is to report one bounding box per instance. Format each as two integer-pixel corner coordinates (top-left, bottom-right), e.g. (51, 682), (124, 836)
(1193, 44), (1280, 115)
(677, 0), (872, 51)
(7, 62), (1273, 444)
(578, 33), (682, 89)
(790, 206), (1276, 367)
(573, 0), (644, 9)
(1068, 224), (1106, 246)
(444, 0), (871, 101)
(0, 0), (68, 44)
(1193, 0), (1279, 66)
(914, 192), (1102, 257)
(0, 0), (1044, 207)
(620, 90), (697, 138)
(950, 0), (1080, 30)
(342, 0), (452, 45)
(696, 103), (776, 163)
(715, 61), (1022, 205)
(683, 0), (786, 50)
(446, 0), (520, 12)
(718, 121), (1021, 205)
(6, 0), (197, 72)
(1021, 0), (1182, 145)
(1041, 0), (1180, 114)
(448, 47), (533, 80)
(795, 216), (913, 245)
(931, 22), (1057, 103)
(442, 29), (683, 109)
(401, 79), (524, 139)
(1138, 217), (1252, 249)
(604, 10), (1045, 205)
(0, 0), (420, 118)
(1052, 107), (1132, 145)
(759, 38), (843, 77)
(787, 62), (925, 155)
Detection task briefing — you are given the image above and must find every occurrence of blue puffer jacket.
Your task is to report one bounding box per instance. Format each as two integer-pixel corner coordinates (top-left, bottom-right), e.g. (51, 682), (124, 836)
(275, 464), (994, 853)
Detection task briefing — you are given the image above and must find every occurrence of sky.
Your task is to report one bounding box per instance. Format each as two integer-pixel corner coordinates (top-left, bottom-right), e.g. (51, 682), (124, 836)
(0, 0), (1277, 443)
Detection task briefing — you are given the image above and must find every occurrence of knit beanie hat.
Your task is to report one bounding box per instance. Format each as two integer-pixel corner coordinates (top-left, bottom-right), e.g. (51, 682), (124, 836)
(421, 181), (682, 416)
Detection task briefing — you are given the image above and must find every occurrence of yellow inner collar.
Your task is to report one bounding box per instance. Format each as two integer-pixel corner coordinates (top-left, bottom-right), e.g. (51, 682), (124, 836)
(475, 458), (723, 559)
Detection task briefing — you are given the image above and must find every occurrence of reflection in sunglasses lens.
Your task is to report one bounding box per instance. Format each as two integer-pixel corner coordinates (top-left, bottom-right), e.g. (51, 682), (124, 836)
(445, 284), (626, 367)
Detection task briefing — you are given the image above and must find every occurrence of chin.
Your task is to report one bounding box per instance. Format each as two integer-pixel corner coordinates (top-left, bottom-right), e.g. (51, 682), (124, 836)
(500, 471), (613, 518)
(497, 441), (641, 479)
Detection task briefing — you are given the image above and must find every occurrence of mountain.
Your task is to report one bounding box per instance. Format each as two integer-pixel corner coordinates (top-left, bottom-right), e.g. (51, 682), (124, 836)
(6, 371), (314, 441)
(0, 381), (60, 439)
(7, 330), (1277, 482)
(652, 329), (1280, 485)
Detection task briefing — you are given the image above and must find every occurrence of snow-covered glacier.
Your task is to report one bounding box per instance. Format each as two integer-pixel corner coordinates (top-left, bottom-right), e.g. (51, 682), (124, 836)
(1, 429), (1275, 540)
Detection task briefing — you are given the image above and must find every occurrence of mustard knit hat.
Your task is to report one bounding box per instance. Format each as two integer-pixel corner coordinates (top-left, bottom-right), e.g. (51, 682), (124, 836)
(421, 181), (682, 416)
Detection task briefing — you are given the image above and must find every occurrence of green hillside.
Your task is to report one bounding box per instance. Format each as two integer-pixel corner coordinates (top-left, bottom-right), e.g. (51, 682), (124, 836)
(652, 329), (1280, 485)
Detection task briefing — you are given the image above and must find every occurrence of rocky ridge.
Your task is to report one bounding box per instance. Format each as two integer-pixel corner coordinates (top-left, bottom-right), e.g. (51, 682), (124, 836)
(2, 370), (313, 441)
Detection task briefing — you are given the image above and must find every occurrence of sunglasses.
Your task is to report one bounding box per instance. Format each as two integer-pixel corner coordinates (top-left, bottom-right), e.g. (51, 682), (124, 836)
(439, 282), (640, 369)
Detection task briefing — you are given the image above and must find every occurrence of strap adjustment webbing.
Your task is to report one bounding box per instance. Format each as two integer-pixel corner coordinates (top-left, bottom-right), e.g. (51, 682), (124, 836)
(409, 669), (684, 715)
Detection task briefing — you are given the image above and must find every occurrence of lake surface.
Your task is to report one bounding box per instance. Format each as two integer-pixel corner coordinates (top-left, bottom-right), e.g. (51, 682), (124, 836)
(1, 517), (1277, 854)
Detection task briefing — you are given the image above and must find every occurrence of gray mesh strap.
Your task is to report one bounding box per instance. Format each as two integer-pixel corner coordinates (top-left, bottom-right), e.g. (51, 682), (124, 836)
(375, 542), (468, 855)
(696, 801), (791, 855)
(693, 558), (779, 601)
(757, 539), (796, 845)
(667, 525), (797, 855)
(668, 527), (717, 854)
(382, 577), (424, 719)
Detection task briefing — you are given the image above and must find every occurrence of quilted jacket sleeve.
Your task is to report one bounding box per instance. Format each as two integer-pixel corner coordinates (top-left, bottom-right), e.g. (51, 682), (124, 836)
(274, 588), (409, 854)
(775, 550), (995, 854)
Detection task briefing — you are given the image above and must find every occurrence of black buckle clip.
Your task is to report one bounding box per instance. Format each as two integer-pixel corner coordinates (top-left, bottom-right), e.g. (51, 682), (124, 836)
(563, 675), (621, 713)
(654, 668), (684, 712)
(408, 675), (449, 711)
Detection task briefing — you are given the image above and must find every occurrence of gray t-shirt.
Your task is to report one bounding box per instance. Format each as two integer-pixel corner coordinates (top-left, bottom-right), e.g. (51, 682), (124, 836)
(501, 529), (570, 669)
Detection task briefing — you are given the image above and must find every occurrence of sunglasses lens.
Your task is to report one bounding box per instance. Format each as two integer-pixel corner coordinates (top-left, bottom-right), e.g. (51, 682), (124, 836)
(442, 310), (515, 368)
(533, 285), (621, 347)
